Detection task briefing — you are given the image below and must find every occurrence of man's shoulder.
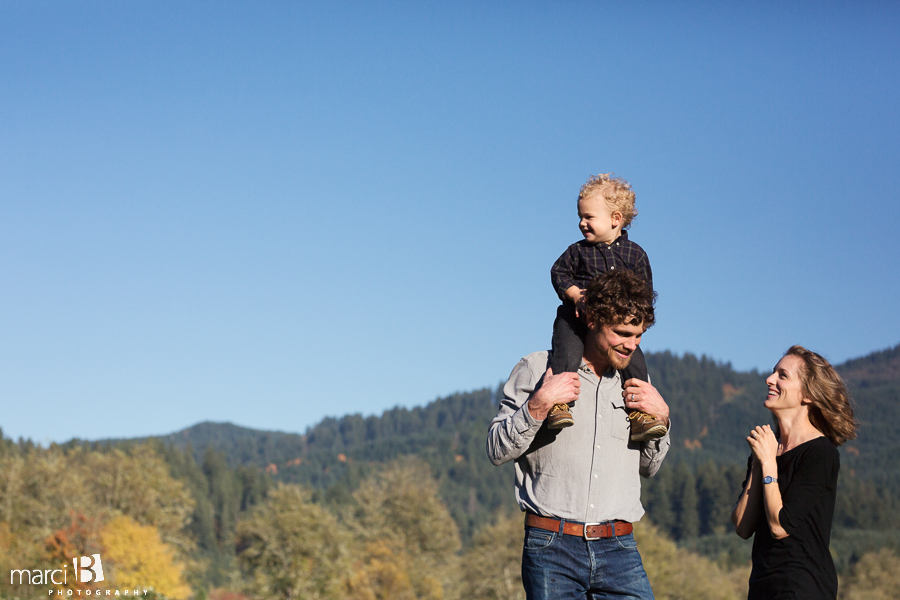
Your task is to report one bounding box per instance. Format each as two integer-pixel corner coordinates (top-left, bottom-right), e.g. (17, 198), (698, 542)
(506, 351), (550, 391)
(520, 350), (550, 370)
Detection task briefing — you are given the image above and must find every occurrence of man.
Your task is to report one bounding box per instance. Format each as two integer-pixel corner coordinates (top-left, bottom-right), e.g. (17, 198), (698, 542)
(487, 269), (671, 599)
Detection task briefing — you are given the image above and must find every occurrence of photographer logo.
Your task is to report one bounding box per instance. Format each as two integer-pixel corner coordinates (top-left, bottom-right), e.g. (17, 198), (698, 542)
(74, 554), (104, 583)
(9, 554), (103, 585)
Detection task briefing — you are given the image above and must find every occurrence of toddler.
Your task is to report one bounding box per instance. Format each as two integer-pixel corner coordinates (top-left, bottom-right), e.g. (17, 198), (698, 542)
(547, 173), (667, 441)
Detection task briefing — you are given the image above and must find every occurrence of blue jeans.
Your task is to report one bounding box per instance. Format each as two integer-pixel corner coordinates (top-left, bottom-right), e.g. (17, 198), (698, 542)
(521, 523), (655, 600)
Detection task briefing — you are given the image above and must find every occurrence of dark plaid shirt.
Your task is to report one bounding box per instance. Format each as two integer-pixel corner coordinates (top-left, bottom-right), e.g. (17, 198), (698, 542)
(550, 229), (653, 302)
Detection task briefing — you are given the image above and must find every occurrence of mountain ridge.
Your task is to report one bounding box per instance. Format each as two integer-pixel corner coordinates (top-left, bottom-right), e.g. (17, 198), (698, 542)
(86, 343), (900, 548)
(109, 343), (899, 471)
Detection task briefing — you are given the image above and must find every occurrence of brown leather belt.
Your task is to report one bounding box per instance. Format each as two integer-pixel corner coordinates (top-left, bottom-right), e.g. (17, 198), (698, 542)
(526, 513), (633, 540)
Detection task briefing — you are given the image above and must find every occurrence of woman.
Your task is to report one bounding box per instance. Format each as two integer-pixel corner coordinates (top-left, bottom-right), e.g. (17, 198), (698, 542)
(731, 346), (858, 600)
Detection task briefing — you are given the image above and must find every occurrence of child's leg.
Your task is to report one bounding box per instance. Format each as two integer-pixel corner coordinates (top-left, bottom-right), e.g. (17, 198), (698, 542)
(620, 346), (648, 382)
(547, 304), (585, 429)
(549, 303), (586, 375)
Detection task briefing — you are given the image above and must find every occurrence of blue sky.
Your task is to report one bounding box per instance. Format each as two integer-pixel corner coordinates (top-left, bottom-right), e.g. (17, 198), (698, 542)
(2, 1), (898, 444)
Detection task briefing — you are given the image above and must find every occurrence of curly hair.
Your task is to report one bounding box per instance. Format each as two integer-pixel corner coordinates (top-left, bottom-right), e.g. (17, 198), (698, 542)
(578, 173), (638, 229)
(584, 270), (656, 329)
(784, 345), (858, 446)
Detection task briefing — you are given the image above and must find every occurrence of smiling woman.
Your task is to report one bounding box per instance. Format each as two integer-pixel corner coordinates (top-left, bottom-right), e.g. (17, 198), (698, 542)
(731, 346), (859, 600)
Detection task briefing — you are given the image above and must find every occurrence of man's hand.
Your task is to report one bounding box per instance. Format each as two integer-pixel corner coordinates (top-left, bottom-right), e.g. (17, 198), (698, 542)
(622, 378), (669, 426)
(528, 367), (580, 421)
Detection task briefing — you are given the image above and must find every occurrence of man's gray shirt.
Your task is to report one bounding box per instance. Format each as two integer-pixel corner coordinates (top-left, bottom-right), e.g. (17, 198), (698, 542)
(487, 351), (671, 523)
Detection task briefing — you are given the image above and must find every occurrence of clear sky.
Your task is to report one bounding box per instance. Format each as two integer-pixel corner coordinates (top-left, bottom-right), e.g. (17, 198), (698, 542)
(2, 1), (898, 444)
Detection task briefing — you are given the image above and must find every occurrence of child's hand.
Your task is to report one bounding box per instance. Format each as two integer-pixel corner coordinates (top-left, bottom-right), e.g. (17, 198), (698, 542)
(566, 288), (585, 317)
(574, 295), (587, 319)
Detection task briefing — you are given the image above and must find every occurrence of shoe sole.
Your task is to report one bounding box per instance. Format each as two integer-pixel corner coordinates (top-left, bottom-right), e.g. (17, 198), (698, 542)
(630, 425), (668, 442)
(547, 414), (575, 429)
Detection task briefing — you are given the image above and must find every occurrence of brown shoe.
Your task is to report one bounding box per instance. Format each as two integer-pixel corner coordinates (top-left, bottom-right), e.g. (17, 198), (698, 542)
(547, 403), (574, 429)
(629, 411), (667, 441)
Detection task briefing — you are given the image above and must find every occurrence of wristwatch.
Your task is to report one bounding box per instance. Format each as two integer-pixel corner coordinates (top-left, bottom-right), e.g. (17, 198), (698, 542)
(763, 476), (778, 485)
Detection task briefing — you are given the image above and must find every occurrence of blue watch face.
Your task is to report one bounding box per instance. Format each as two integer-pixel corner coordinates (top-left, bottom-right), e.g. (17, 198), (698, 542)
(763, 476), (776, 484)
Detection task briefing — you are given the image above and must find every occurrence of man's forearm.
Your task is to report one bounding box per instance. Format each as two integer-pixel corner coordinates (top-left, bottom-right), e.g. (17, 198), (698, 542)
(487, 402), (540, 466)
(639, 427), (671, 478)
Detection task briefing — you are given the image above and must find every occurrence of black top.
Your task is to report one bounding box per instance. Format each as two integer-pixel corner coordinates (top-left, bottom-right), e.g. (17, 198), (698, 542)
(744, 436), (840, 600)
(550, 230), (653, 302)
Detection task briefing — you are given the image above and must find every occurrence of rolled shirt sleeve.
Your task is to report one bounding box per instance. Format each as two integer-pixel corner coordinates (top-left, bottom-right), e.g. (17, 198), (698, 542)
(486, 356), (546, 466)
(550, 245), (580, 302)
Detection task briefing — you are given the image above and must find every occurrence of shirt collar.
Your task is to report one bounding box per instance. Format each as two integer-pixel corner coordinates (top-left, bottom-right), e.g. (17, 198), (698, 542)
(610, 229), (629, 245)
(585, 229), (629, 248)
(578, 362), (624, 405)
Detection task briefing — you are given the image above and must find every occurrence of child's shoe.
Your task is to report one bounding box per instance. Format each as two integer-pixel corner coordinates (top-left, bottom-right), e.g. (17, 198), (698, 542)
(547, 403), (575, 429)
(628, 411), (667, 441)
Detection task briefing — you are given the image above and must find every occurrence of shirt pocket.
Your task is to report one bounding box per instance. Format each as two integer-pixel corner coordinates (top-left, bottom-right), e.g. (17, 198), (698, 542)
(611, 407), (630, 441)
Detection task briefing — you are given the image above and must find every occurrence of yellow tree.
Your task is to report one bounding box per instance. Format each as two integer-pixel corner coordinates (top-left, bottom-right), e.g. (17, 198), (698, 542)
(343, 540), (418, 600)
(0, 446), (198, 599)
(100, 515), (192, 600)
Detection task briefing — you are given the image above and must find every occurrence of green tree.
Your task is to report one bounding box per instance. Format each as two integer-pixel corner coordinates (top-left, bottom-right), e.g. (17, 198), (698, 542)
(0, 450), (90, 540)
(672, 462), (700, 540)
(643, 465), (676, 538)
(458, 511), (525, 600)
(80, 446), (196, 554)
(237, 484), (352, 600)
(839, 548), (900, 600)
(697, 461), (733, 535)
(635, 521), (747, 600)
(347, 458), (462, 600)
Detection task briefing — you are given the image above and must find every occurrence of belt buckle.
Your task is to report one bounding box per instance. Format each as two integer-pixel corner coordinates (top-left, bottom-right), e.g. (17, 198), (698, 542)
(582, 522), (604, 540)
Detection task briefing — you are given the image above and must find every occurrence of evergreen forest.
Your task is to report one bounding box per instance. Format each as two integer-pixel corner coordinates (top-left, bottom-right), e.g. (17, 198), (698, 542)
(1, 344), (898, 599)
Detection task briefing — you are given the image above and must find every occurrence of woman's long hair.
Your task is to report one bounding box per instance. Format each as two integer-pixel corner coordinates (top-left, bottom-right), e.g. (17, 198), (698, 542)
(785, 345), (858, 446)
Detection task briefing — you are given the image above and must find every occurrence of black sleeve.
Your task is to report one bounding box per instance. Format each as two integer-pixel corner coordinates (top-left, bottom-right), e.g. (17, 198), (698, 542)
(551, 243), (580, 301)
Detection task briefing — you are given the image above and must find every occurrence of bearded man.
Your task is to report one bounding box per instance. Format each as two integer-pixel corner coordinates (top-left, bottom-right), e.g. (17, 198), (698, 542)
(487, 269), (671, 599)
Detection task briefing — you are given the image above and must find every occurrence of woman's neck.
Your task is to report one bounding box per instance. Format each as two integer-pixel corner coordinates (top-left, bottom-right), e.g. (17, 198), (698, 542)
(775, 410), (822, 453)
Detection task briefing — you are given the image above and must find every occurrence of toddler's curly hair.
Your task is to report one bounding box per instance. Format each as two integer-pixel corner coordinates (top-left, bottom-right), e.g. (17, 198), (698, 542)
(578, 173), (638, 229)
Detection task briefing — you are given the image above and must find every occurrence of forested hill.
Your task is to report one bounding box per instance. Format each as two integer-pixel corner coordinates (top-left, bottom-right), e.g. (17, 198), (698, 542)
(105, 344), (900, 546)
(835, 343), (900, 480)
(140, 344), (898, 473)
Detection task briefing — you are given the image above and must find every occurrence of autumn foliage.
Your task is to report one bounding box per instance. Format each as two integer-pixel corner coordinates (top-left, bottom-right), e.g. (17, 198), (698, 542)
(1, 435), (898, 599)
(0, 444), (193, 599)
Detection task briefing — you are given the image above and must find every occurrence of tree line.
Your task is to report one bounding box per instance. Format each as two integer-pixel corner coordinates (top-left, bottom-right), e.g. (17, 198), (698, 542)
(3, 343), (897, 598)
(2, 437), (899, 600)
